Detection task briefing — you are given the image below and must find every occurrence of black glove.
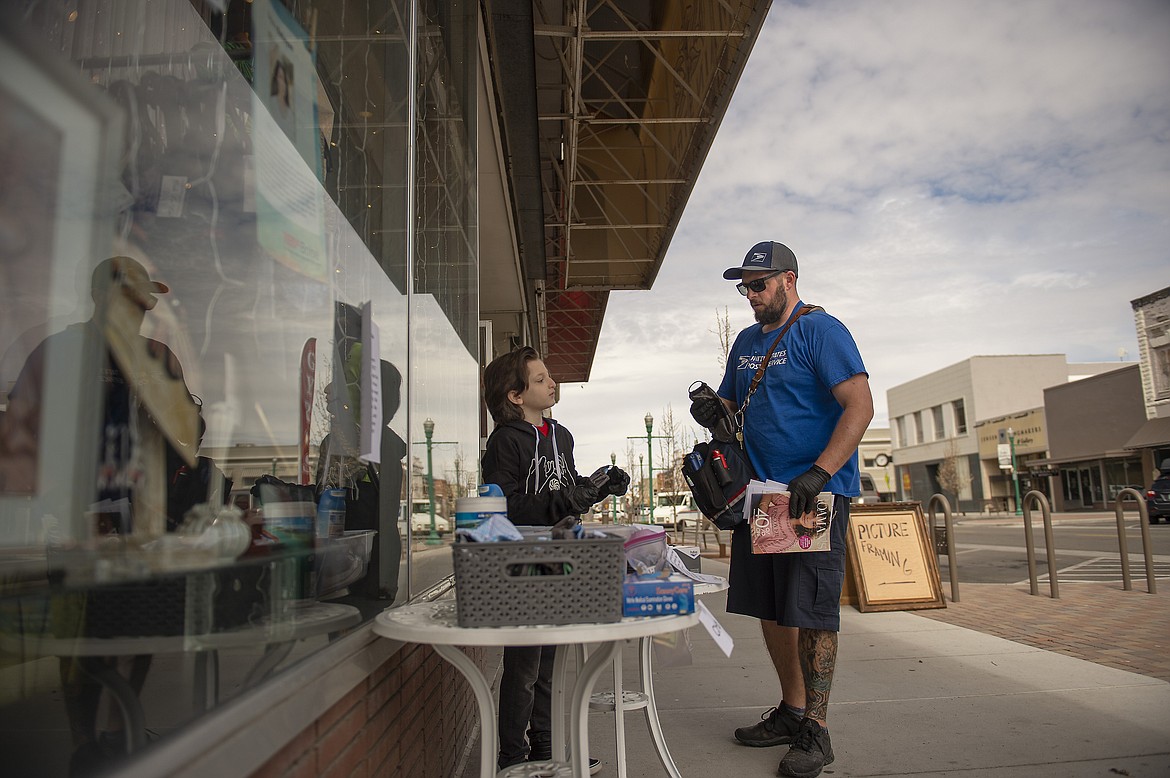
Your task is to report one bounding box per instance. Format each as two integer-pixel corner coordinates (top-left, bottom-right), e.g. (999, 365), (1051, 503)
(603, 466), (630, 496)
(588, 465), (612, 489)
(565, 480), (601, 513)
(689, 395), (724, 429)
(788, 464), (831, 519)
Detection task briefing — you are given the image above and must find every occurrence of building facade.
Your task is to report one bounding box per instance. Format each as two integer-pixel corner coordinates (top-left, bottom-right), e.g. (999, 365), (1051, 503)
(0, 2), (769, 776)
(888, 355), (1129, 513)
(1126, 286), (1170, 478)
(858, 426), (895, 500)
(973, 407), (1051, 512)
(1043, 364), (1147, 511)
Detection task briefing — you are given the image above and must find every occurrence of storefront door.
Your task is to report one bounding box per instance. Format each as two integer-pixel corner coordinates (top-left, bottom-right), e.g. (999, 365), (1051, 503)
(1079, 468), (1095, 507)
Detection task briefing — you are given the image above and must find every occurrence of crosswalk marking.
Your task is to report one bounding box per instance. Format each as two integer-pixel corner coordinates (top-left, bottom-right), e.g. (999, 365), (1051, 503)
(1021, 555), (1170, 584)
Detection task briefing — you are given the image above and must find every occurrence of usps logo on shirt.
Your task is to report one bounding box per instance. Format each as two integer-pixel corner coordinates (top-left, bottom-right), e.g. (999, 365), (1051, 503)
(737, 350), (787, 371)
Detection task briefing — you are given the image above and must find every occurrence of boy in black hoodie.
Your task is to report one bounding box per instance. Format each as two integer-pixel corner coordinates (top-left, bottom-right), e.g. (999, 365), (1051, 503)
(482, 346), (629, 771)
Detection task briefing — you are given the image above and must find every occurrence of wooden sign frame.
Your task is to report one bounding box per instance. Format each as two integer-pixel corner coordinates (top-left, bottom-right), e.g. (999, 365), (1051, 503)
(845, 502), (945, 612)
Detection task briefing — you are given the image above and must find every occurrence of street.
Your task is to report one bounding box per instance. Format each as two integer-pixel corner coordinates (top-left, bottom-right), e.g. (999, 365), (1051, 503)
(939, 513), (1170, 585)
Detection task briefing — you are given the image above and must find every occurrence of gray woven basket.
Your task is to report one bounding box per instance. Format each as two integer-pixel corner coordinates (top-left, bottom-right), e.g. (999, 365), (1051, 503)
(452, 532), (624, 627)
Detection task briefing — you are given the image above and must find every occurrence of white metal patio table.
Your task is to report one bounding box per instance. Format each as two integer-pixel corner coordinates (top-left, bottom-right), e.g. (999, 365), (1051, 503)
(372, 601), (698, 778)
(588, 575), (728, 778)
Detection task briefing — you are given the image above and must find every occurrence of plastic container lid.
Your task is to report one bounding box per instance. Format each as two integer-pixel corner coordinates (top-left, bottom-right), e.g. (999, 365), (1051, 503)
(455, 495), (507, 515)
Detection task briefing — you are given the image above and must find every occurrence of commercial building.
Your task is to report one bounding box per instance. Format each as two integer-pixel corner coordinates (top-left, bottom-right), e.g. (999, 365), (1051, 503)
(1041, 364), (1147, 511)
(0, 2), (770, 776)
(1126, 285), (1170, 476)
(858, 426), (895, 500)
(973, 407), (1050, 513)
(887, 355), (1128, 513)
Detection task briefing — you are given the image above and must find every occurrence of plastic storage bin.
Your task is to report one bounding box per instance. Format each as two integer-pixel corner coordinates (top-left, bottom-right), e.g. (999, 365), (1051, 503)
(452, 529), (624, 627)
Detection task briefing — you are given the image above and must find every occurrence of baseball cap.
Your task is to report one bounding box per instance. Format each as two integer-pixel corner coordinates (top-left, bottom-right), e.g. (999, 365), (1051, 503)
(92, 256), (170, 295)
(722, 241), (799, 280)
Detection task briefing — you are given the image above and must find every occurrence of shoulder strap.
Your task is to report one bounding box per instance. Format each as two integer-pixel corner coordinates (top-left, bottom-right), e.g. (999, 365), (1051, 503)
(736, 305), (823, 431)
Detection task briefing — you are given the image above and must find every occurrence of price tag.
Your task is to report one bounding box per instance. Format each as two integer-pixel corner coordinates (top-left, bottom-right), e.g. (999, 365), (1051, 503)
(696, 600), (733, 657)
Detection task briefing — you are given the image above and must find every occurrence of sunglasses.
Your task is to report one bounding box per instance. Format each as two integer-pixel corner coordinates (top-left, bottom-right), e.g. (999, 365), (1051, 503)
(736, 270), (787, 296)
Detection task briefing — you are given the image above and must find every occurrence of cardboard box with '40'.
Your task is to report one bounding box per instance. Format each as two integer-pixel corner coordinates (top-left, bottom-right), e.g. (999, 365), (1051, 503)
(622, 574), (695, 616)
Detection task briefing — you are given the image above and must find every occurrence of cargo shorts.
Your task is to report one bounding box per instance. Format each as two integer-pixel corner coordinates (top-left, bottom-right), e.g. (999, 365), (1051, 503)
(726, 496), (850, 631)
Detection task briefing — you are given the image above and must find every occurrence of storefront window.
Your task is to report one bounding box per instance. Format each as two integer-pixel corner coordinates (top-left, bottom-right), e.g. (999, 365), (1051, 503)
(1147, 322), (1170, 401)
(953, 398), (967, 434)
(1104, 458), (1143, 502)
(0, 0), (476, 771)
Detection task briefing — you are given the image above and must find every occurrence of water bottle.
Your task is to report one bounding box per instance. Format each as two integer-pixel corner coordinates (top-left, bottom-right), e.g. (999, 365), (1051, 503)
(316, 488), (347, 539)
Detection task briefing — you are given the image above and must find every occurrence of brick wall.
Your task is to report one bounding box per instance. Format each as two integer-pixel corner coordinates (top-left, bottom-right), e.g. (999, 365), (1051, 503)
(250, 643), (492, 778)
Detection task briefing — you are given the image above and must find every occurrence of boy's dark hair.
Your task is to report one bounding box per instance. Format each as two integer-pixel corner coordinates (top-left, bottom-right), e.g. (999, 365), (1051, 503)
(483, 346), (541, 424)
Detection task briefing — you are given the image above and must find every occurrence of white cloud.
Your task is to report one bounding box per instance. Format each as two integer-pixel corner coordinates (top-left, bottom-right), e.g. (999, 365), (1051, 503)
(1011, 272), (1091, 291)
(558, 0), (1170, 469)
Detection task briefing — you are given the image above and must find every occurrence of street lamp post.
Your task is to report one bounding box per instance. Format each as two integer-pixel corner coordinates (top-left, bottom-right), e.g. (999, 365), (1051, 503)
(610, 451), (618, 524)
(413, 418), (460, 545)
(423, 418), (441, 545)
(628, 413), (670, 526)
(645, 413), (655, 525)
(1007, 426), (1022, 516)
(638, 454), (644, 519)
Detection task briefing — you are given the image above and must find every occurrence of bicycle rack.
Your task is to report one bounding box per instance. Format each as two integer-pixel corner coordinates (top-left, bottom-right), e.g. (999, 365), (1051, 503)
(1113, 487), (1157, 594)
(1022, 490), (1058, 598)
(927, 493), (959, 602)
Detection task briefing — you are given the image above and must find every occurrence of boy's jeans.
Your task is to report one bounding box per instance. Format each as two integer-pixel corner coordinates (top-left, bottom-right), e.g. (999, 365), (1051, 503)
(498, 645), (556, 767)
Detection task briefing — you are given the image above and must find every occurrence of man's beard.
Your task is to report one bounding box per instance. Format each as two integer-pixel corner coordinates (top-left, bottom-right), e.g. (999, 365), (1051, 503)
(754, 287), (788, 325)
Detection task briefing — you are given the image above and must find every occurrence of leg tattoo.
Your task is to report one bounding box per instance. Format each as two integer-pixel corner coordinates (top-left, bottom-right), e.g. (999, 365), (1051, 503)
(797, 628), (838, 722)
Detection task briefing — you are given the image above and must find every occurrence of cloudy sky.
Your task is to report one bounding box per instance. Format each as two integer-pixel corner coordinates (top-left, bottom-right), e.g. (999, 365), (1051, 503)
(555, 0), (1170, 472)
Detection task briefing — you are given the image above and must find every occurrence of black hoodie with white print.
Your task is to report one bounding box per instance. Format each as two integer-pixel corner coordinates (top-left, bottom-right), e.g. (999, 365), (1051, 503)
(481, 417), (590, 526)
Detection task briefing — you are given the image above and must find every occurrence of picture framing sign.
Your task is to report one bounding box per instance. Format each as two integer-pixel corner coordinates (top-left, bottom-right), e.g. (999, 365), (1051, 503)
(845, 502), (945, 612)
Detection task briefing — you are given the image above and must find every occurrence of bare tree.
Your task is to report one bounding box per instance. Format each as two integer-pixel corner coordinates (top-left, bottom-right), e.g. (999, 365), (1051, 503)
(450, 447), (477, 499)
(936, 438), (972, 510)
(657, 406), (685, 493)
(655, 400), (697, 533)
(624, 441), (643, 521)
(712, 306), (733, 370)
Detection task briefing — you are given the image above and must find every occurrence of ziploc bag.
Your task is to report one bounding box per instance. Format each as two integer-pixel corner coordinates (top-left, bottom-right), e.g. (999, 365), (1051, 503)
(624, 525), (670, 578)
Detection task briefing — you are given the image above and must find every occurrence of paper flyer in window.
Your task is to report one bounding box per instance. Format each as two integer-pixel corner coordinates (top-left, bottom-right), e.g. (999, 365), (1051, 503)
(747, 485), (835, 554)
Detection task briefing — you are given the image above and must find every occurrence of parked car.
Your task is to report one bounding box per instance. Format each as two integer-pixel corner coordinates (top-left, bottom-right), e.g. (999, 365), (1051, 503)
(853, 473), (881, 504)
(399, 499), (450, 535)
(649, 491), (700, 529)
(1146, 472), (1170, 523)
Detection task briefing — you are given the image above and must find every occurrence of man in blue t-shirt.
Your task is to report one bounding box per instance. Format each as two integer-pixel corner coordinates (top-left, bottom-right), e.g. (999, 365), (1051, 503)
(691, 240), (873, 778)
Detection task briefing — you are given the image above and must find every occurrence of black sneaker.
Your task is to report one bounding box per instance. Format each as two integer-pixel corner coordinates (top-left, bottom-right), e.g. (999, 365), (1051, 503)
(734, 705), (803, 747)
(777, 718), (834, 778)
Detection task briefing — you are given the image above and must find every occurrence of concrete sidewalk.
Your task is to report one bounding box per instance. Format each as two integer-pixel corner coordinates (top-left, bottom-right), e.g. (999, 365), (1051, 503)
(575, 556), (1170, 777)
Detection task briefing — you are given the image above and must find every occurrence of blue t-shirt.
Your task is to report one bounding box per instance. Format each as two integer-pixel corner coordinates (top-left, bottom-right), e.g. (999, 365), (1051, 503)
(717, 302), (867, 496)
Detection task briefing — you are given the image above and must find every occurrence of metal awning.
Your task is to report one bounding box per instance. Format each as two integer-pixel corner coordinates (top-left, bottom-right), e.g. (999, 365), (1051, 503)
(1124, 416), (1170, 449)
(484, 0), (771, 382)
(1029, 450), (1141, 467)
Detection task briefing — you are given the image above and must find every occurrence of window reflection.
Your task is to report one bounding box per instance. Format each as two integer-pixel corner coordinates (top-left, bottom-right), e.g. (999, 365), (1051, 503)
(0, 0), (478, 771)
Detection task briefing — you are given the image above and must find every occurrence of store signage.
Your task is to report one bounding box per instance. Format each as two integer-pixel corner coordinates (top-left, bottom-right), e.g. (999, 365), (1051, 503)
(997, 443), (1012, 469)
(845, 503), (945, 612)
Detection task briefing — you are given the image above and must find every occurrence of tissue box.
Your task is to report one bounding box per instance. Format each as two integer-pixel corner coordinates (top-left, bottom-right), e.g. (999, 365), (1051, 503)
(622, 574), (695, 617)
(671, 545), (701, 573)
